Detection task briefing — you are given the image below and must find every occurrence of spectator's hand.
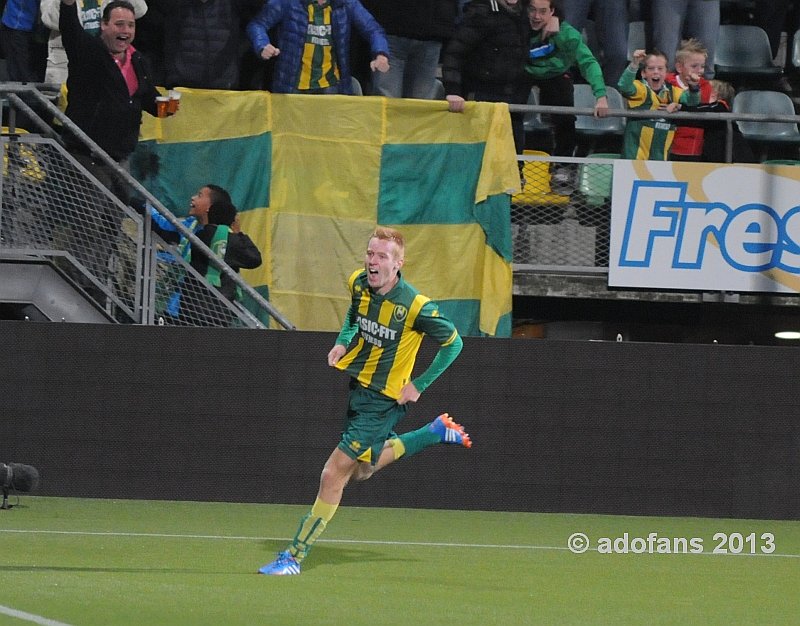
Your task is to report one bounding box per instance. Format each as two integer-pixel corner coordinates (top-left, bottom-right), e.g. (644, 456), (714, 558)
(541, 15), (560, 39)
(594, 95), (609, 118)
(260, 44), (280, 60)
(327, 344), (346, 367)
(447, 94), (465, 113)
(397, 382), (420, 405)
(231, 213), (241, 233)
(370, 54), (390, 73)
(663, 102), (681, 113)
(631, 49), (646, 68)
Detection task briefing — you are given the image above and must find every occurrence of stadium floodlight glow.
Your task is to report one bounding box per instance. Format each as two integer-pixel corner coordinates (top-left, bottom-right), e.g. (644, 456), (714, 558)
(774, 331), (800, 340)
(1, 463), (40, 510)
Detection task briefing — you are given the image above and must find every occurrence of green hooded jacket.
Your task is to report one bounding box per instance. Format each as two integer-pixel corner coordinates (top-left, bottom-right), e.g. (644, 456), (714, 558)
(525, 21), (607, 98)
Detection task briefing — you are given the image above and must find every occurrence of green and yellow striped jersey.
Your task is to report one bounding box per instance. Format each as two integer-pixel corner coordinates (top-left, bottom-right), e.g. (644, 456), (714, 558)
(298, 0), (339, 91)
(334, 269), (461, 400)
(618, 67), (699, 160)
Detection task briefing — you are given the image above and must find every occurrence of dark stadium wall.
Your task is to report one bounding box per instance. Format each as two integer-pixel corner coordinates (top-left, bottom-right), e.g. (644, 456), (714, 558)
(1, 321), (798, 520)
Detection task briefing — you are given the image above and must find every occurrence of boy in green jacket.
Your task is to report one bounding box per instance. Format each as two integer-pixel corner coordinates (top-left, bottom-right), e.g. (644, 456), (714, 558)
(524, 0), (608, 157)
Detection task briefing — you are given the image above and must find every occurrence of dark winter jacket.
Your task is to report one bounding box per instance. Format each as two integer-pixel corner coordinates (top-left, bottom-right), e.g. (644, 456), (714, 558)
(193, 224), (262, 301)
(441, 0), (529, 97)
(162, 0), (263, 90)
(681, 100), (757, 164)
(361, 0), (458, 42)
(246, 0), (388, 94)
(60, 1), (159, 161)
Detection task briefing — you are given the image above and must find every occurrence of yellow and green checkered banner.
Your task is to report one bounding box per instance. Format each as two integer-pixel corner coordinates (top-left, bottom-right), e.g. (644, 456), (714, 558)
(135, 88), (519, 336)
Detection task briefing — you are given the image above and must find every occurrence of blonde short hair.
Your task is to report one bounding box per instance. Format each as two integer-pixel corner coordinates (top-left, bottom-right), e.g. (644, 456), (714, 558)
(710, 79), (735, 103)
(370, 226), (405, 258)
(675, 38), (708, 64)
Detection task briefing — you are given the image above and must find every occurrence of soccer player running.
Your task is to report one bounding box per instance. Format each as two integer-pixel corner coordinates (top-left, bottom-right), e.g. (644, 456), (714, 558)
(259, 226), (471, 575)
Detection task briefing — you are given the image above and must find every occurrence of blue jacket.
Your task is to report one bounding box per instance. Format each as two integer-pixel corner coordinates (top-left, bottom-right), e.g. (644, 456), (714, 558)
(247, 0), (389, 94)
(2, 0), (38, 31)
(149, 206), (202, 263)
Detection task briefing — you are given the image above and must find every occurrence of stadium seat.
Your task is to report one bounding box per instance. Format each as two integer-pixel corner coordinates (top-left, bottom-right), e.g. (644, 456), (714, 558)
(513, 149), (570, 208)
(763, 159), (800, 165)
(714, 25), (783, 83)
(351, 76), (363, 96)
(574, 84), (625, 154)
(523, 86), (551, 134)
(522, 86), (554, 153)
(574, 85), (626, 136)
(577, 153), (618, 207)
(627, 21), (646, 62)
(732, 90), (800, 159)
(793, 30), (800, 69)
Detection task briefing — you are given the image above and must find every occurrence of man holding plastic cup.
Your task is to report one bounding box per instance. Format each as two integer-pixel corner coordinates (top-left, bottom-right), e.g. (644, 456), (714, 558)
(60, 0), (163, 168)
(58, 0), (164, 303)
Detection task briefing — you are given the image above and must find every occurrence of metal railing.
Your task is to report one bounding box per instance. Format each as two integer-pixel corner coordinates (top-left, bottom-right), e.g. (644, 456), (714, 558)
(0, 84), (294, 329)
(509, 101), (800, 272)
(509, 102), (800, 163)
(4, 85), (796, 309)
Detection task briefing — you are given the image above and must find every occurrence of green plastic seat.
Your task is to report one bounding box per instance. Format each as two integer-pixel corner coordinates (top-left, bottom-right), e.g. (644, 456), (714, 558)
(762, 159), (800, 165)
(577, 153), (618, 206)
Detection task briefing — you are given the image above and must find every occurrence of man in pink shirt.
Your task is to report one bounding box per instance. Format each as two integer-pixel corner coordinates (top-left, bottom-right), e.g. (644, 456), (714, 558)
(59, 0), (162, 303)
(60, 0), (161, 170)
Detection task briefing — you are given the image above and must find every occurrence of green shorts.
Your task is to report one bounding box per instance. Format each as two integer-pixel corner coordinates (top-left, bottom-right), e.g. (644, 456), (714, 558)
(338, 382), (408, 465)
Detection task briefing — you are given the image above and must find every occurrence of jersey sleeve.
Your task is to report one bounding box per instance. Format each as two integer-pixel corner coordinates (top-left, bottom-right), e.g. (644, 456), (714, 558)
(410, 301), (463, 393)
(618, 66), (644, 101)
(334, 269), (363, 346)
(572, 40), (606, 99)
(335, 306), (359, 347)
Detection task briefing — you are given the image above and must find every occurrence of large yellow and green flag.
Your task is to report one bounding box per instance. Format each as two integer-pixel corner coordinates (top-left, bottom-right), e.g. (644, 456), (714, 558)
(135, 89), (518, 336)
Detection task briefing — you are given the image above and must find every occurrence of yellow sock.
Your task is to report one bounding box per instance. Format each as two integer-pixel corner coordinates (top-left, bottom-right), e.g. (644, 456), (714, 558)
(310, 497), (339, 522)
(288, 498), (339, 562)
(388, 437), (406, 460)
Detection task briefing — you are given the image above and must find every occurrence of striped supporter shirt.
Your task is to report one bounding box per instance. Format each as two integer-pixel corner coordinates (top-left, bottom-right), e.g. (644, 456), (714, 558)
(298, 0), (339, 90)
